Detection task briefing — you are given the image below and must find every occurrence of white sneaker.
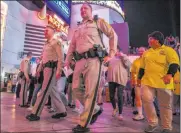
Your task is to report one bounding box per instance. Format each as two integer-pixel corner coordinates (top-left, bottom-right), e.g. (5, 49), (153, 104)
(112, 108), (118, 117)
(49, 108), (56, 113)
(117, 114), (123, 121)
(132, 114), (144, 121)
(72, 108), (81, 114)
(27, 107), (33, 111)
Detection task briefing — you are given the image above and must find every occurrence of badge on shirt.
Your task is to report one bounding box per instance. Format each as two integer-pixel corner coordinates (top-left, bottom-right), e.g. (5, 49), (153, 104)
(25, 60), (28, 63)
(159, 50), (166, 55)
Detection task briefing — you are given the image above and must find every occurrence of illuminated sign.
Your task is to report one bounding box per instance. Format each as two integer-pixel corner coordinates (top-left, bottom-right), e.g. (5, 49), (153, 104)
(47, 14), (68, 35)
(72, 1), (124, 18)
(45, 0), (71, 25)
(1, 1), (8, 53)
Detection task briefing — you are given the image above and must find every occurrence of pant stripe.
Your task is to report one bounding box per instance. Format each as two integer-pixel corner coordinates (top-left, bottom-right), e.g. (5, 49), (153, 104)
(35, 68), (54, 116)
(23, 79), (26, 105)
(84, 61), (102, 127)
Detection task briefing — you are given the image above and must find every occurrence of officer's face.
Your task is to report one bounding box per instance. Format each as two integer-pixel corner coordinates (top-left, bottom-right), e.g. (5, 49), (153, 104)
(80, 4), (92, 19)
(45, 27), (54, 38)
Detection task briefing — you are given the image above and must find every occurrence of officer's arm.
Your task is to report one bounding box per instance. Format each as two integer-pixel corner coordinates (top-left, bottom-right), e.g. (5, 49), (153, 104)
(24, 60), (29, 79)
(97, 18), (118, 57)
(65, 33), (76, 66)
(166, 48), (180, 77)
(54, 41), (64, 75)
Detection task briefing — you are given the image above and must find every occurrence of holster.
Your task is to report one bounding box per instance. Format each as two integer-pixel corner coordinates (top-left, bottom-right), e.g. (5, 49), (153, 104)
(73, 44), (107, 61)
(43, 61), (57, 69)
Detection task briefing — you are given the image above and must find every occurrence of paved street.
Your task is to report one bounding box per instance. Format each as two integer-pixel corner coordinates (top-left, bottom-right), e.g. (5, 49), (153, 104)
(1, 92), (180, 133)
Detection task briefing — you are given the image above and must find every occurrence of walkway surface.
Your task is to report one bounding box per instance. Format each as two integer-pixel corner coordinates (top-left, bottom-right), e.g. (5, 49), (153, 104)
(1, 92), (180, 133)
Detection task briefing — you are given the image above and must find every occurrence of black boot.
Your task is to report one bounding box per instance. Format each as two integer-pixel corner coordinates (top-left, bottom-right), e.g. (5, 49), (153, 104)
(52, 112), (67, 119)
(72, 125), (90, 132)
(90, 107), (103, 125)
(26, 114), (40, 121)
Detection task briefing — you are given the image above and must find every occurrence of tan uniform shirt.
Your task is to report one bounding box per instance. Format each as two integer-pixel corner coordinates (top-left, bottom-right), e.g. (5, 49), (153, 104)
(20, 57), (31, 78)
(41, 38), (64, 74)
(65, 18), (118, 65)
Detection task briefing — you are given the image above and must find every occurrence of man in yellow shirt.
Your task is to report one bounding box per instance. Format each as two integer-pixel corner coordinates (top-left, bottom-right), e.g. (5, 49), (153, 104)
(137, 31), (179, 133)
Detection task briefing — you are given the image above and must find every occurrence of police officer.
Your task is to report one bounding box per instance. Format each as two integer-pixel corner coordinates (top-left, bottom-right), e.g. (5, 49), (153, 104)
(26, 24), (67, 121)
(65, 3), (118, 132)
(19, 52), (32, 107)
(138, 31), (179, 133)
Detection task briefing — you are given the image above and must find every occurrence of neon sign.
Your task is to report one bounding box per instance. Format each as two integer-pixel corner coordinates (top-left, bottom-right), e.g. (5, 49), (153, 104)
(72, 1), (124, 18)
(45, 0), (71, 25)
(47, 14), (68, 35)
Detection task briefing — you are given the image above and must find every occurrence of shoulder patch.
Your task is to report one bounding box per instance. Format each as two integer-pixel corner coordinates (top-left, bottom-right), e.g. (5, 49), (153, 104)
(25, 60), (29, 63)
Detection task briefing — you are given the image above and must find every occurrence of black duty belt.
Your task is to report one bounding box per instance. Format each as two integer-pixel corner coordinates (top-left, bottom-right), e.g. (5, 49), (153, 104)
(73, 50), (98, 61)
(43, 61), (57, 69)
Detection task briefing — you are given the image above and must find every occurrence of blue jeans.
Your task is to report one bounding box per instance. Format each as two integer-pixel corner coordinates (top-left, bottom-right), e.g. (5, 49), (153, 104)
(31, 84), (41, 106)
(153, 98), (160, 115)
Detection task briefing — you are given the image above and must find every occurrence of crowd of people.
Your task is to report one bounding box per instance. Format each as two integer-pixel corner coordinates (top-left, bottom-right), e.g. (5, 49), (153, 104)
(12, 2), (180, 133)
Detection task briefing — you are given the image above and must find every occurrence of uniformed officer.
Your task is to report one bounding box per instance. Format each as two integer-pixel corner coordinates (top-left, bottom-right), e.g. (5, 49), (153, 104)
(138, 31), (180, 133)
(19, 52), (32, 107)
(26, 24), (67, 121)
(130, 47), (145, 121)
(65, 3), (118, 132)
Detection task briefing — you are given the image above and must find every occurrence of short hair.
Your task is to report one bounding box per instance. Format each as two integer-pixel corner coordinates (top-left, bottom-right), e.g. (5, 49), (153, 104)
(27, 52), (32, 56)
(83, 2), (92, 11)
(148, 31), (164, 45)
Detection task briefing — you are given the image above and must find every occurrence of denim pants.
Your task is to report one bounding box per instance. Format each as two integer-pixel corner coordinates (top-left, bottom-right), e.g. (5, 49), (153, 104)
(31, 84), (41, 106)
(52, 77), (67, 108)
(109, 82), (124, 114)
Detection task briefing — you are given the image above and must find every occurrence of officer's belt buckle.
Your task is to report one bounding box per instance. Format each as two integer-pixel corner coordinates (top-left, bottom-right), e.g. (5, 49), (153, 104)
(84, 52), (89, 59)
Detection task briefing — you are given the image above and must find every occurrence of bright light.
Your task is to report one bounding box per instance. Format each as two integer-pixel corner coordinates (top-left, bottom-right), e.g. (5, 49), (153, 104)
(53, 14), (65, 25)
(1, 72), (5, 78)
(1, 1), (8, 52)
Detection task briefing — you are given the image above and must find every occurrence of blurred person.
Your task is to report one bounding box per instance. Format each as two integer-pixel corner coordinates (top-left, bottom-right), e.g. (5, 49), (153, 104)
(172, 69), (180, 115)
(28, 57), (43, 110)
(138, 31), (179, 133)
(130, 47), (145, 121)
(107, 47), (131, 120)
(123, 79), (132, 106)
(19, 52), (32, 107)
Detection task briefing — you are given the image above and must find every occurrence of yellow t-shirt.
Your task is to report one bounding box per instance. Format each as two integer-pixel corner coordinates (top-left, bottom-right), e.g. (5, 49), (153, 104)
(173, 71), (180, 95)
(140, 45), (179, 89)
(131, 57), (142, 85)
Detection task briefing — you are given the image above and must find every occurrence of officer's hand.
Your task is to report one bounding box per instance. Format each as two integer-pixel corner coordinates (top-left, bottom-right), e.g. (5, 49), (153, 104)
(162, 74), (172, 84)
(103, 56), (111, 63)
(56, 73), (61, 80)
(136, 79), (141, 87)
(109, 50), (115, 58)
(64, 63), (70, 69)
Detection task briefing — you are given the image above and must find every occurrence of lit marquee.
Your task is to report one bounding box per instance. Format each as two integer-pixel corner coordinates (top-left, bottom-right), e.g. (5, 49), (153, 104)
(72, 0), (124, 18)
(47, 14), (69, 35)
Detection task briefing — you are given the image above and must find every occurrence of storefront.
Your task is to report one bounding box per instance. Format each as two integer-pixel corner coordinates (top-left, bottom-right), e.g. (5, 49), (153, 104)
(44, 0), (71, 54)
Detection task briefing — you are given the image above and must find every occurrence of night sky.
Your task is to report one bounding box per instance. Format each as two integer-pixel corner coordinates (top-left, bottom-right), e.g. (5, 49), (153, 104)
(120, 0), (180, 47)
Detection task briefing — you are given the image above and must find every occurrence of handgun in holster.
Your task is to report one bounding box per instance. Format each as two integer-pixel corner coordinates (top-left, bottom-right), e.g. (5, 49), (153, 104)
(73, 51), (82, 61)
